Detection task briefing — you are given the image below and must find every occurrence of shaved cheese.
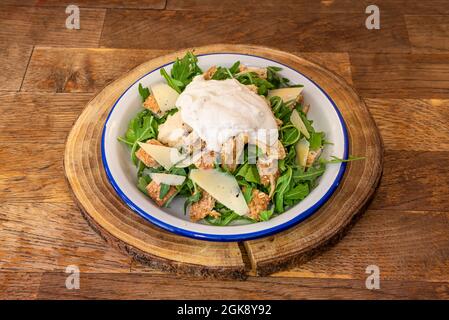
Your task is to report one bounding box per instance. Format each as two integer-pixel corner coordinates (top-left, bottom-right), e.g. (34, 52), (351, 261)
(189, 169), (249, 216)
(151, 83), (179, 113)
(296, 138), (309, 167)
(157, 112), (186, 147)
(267, 87), (303, 103)
(290, 109), (310, 139)
(137, 142), (185, 170)
(149, 173), (185, 186)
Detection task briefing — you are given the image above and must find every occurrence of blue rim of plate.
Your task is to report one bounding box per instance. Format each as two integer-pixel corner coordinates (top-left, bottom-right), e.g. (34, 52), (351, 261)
(101, 52), (349, 242)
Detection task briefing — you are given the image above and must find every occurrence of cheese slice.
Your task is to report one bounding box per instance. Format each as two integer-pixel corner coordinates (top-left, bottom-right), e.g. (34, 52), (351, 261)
(137, 142), (185, 170)
(149, 173), (185, 186)
(189, 169), (249, 216)
(295, 138), (310, 167)
(290, 109), (310, 139)
(151, 83), (179, 112)
(267, 87), (303, 103)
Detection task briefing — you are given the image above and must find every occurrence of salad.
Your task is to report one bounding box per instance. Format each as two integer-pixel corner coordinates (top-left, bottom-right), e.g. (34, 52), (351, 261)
(118, 52), (357, 226)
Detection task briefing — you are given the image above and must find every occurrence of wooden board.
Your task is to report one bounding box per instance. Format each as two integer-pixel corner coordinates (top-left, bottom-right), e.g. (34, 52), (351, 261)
(63, 44), (382, 278)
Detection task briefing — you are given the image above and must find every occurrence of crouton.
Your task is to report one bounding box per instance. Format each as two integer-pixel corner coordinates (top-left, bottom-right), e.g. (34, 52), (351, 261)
(135, 139), (163, 168)
(237, 65), (267, 79)
(190, 190), (216, 222)
(194, 150), (217, 169)
(146, 180), (177, 207)
(143, 94), (161, 115)
(203, 66), (217, 80)
(306, 148), (322, 167)
(246, 189), (270, 221)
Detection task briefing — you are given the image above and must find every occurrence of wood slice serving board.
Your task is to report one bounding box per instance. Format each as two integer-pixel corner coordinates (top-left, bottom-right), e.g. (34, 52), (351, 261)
(64, 44), (383, 279)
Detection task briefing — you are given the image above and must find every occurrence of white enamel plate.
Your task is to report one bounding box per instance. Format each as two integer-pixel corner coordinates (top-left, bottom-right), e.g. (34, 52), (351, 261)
(102, 53), (348, 241)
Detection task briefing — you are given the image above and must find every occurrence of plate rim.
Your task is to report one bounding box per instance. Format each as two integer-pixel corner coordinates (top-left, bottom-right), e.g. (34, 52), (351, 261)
(101, 52), (349, 242)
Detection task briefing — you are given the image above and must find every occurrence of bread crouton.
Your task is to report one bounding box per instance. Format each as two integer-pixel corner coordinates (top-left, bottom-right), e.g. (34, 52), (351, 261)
(190, 191), (217, 222)
(246, 189), (270, 221)
(146, 180), (177, 207)
(135, 139), (163, 168)
(238, 65), (267, 79)
(203, 66), (217, 80)
(143, 94), (161, 115)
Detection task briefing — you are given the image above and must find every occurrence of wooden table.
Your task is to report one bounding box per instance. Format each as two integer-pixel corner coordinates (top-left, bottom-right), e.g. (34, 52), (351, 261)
(1, 0), (448, 299)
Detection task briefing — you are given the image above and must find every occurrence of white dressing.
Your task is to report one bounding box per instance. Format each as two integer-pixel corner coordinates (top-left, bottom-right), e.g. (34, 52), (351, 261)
(176, 75), (278, 152)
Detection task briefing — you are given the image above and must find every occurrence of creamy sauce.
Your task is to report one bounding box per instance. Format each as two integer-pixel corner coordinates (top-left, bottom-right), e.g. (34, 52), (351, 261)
(176, 75), (278, 152)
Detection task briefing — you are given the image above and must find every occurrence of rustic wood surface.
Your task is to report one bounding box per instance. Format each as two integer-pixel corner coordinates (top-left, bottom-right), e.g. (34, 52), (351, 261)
(1, 0), (449, 299)
(63, 44), (382, 279)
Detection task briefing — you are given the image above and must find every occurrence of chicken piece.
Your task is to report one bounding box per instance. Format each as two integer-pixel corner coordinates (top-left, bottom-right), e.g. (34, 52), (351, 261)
(146, 180), (177, 207)
(220, 134), (246, 172)
(135, 139), (163, 168)
(306, 148), (322, 167)
(246, 84), (258, 93)
(257, 157), (280, 198)
(194, 150), (217, 169)
(143, 94), (161, 116)
(238, 65), (268, 79)
(257, 140), (286, 160)
(246, 188), (270, 221)
(203, 66), (217, 80)
(190, 190), (217, 222)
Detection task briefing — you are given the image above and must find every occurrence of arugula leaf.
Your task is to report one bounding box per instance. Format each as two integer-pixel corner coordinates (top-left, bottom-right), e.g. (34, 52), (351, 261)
(273, 166), (292, 213)
(309, 132), (323, 150)
(284, 183), (309, 201)
(159, 183), (171, 199)
(160, 51), (203, 93)
(138, 83), (150, 102)
(259, 209), (274, 221)
(320, 155), (366, 164)
(243, 186), (253, 204)
(137, 176), (151, 194)
(267, 66), (290, 88)
(281, 125), (300, 146)
(292, 164), (326, 182)
(236, 163), (260, 184)
(119, 109), (159, 165)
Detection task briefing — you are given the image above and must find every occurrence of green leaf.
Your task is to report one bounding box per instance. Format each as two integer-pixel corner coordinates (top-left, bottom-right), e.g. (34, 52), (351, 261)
(259, 209), (273, 221)
(161, 51), (203, 93)
(320, 155), (366, 164)
(236, 163), (260, 184)
(159, 183), (171, 199)
(281, 125), (300, 146)
(137, 176), (151, 194)
(138, 83), (150, 102)
(273, 166), (292, 213)
(309, 132), (323, 150)
(292, 164), (325, 182)
(284, 183), (309, 201)
(243, 186), (253, 204)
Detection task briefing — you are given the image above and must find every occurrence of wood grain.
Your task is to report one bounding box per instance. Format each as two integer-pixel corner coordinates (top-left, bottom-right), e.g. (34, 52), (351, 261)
(350, 53), (449, 98)
(406, 15), (449, 53)
(21, 48), (352, 93)
(365, 99), (449, 151)
(0, 203), (131, 272)
(22, 48), (170, 93)
(167, 0), (449, 14)
(3, 0), (166, 9)
(275, 210), (449, 282)
(35, 273), (449, 299)
(370, 151), (449, 212)
(0, 5), (105, 47)
(0, 44), (33, 91)
(0, 92), (91, 143)
(100, 10), (410, 53)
